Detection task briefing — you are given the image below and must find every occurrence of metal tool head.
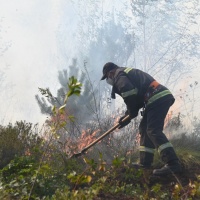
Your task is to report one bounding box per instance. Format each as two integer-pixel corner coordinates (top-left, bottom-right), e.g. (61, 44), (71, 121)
(69, 148), (88, 159)
(69, 152), (82, 159)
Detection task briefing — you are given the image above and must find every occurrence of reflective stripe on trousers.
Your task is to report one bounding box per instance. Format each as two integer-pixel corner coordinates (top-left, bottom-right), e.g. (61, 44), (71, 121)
(140, 142), (173, 154)
(139, 146), (155, 154)
(158, 142), (173, 153)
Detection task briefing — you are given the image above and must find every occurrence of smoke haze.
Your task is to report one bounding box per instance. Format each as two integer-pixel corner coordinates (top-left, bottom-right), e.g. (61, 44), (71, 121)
(0, 1), (77, 124)
(0, 0), (200, 127)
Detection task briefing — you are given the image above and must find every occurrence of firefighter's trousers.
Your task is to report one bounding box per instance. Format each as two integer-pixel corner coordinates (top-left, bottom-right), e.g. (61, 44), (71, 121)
(139, 99), (178, 166)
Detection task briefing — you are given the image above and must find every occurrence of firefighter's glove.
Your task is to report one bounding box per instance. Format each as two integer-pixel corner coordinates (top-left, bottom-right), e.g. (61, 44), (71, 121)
(118, 115), (131, 129)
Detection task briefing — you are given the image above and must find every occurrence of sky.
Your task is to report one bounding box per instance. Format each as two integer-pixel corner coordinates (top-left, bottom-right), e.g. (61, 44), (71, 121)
(0, 0), (200, 127)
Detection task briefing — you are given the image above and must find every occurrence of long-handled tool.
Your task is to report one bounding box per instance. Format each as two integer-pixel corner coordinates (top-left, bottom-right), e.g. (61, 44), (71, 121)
(70, 115), (130, 159)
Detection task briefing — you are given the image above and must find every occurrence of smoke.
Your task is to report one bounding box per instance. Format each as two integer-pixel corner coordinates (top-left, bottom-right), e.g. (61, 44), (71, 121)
(0, 0), (199, 128)
(0, 1), (77, 125)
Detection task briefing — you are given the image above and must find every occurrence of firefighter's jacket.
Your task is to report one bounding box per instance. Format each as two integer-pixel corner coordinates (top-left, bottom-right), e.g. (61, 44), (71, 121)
(111, 67), (175, 118)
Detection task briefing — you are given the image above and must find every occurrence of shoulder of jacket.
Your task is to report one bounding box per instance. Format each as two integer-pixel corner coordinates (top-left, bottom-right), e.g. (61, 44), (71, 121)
(115, 67), (134, 73)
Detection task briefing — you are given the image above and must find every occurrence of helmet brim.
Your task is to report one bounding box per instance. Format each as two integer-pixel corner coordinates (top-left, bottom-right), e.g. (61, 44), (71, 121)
(100, 74), (106, 80)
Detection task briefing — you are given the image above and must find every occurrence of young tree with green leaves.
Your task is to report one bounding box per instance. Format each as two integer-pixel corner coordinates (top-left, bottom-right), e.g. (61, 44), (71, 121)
(35, 59), (99, 137)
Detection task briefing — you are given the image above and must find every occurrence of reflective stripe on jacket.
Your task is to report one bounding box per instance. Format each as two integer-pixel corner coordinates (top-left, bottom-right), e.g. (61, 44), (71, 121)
(111, 67), (174, 117)
(123, 67), (172, 105)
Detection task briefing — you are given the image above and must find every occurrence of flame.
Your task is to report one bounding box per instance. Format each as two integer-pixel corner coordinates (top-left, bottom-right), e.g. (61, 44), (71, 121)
(164, 110), (178, 139)
(113, 115), (120, 125)
(45, 107), (72, 128)
(46, 113), (124, 157)
(25, 149), (31, 156)
(46, 112), (68, 125)
(164, 110), (173, 129)
(134, 132), (140, 146)
(65, 115), (122, 156)
(63, 128), (101, 156)
(77, 129), (100, 150)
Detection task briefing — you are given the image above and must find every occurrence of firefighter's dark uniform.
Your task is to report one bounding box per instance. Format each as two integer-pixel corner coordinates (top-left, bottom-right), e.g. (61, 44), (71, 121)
(111, 67), (179, 167)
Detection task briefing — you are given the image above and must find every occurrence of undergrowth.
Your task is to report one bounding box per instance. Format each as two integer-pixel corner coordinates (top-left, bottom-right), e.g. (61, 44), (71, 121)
(0, 150), (200, 200)
(0, 76), (200, 199)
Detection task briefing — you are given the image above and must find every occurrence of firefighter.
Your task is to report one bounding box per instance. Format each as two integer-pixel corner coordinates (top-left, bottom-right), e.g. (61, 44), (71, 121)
(100, 62), (181, 176)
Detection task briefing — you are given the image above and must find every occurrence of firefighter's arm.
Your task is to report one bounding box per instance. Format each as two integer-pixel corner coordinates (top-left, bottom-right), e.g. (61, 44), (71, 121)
(124, 96), (139, 119)
(118, 98), (139, 129)
(115, 75), (139, 128)
(115, 75), (139, 118)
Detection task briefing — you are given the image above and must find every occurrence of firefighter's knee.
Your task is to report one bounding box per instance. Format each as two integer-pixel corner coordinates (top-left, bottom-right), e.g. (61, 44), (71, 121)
(146, 128), (160, 137)
(139, 126), (146, 135)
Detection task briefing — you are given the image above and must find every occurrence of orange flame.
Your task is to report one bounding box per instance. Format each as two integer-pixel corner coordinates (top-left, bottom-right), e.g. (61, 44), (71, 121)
(63, 128), (101, 156)
(164, 110), (174, 139)
(77, 129), (100, 150)
(164, 111), (173, 129)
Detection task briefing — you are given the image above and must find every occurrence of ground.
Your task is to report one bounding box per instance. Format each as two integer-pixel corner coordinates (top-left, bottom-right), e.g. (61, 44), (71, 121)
(93, 164), (200, 200)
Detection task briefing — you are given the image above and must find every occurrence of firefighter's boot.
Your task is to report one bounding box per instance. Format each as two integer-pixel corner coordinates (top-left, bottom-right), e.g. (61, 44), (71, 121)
(132, 163), (152, 169)
(133, 151), (154, 169)
(153, 146), (181, 176)
(153, 160), (181, 176)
